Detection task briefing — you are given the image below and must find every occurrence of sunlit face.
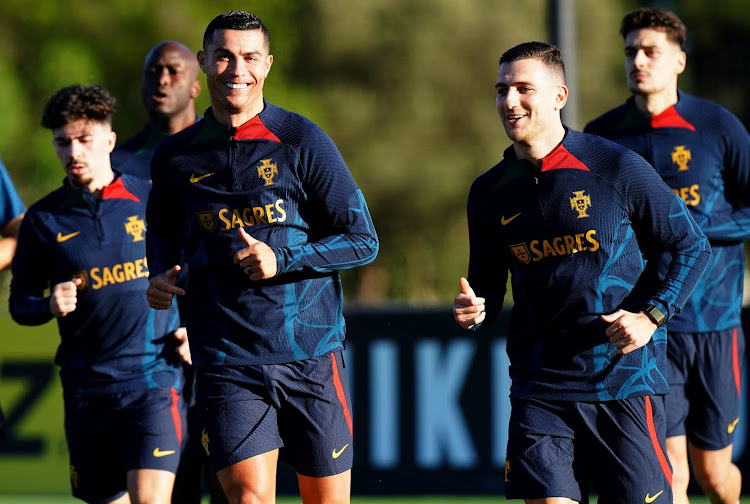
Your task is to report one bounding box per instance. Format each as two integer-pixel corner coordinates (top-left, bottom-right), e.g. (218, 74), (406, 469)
(52, 119), (116, 190)
(495, 58), (567, 145)
(624, 28), (685, 97)
(197, 29), (273, 120)
(141, 43), (200, 118)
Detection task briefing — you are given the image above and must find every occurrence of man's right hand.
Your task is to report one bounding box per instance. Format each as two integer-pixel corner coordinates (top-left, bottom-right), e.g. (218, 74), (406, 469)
(453, 277), (486, 330)
(50, 278), (83, 317)
(146, 265), (186, 310)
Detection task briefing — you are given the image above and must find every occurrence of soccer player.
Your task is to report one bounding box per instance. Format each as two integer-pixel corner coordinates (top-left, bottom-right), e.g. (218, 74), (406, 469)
(584, 8), (750, 504)
(111, 40), (223, 504)
(9, 84), (187, 504)
(0, 157), (25, 270)
(0, 156), (25, 438)
(145, 10), (378, 504)
(111, 40), (201, 180)
(453, 41), (711, 503)
(113, 40), (200, 337)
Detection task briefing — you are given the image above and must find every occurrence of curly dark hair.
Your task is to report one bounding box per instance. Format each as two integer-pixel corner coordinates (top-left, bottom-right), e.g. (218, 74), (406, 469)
(620, 8), (687, 50)
(203, 10), (269, 50)
(41, 84), (117, 130)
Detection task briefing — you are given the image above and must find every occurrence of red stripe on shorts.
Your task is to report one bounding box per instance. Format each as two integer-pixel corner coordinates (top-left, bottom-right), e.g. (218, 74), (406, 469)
(331, 352), (353, 436)
(645, 395), (672, 487)
(170, 387), (183, 446)
(733, 327), (741, 397)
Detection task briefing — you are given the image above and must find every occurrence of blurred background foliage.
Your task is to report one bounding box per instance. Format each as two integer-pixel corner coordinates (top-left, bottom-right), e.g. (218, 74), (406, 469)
(0, 0), (748, 309)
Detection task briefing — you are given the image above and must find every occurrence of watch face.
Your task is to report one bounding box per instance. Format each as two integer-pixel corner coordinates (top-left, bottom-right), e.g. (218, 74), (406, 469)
(646, 306), (665, 327)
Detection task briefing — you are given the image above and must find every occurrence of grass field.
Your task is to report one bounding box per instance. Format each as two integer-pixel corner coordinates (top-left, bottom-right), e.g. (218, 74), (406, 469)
(0, 496), (742, 503)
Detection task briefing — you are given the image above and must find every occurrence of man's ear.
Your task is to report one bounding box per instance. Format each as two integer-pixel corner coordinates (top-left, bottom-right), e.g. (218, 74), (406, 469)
(197, 51), (206, 73)
(555, 84), (569, 111)
(675, 50), (686, 76)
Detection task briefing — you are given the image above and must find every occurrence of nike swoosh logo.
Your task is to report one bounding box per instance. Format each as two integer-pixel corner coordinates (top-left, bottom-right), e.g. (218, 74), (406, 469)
(645, 490), (664, 503)
(728, 417), (740, 433)
(332, 443), (349, 459)
(501, 212), (521, 225)
(57, 231), (81, 243)
(152, 448), (176, 458)
(190, 172), (214, 183)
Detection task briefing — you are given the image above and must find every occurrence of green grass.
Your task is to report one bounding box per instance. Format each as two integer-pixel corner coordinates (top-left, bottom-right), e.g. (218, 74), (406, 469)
(0, 496), (741, 504)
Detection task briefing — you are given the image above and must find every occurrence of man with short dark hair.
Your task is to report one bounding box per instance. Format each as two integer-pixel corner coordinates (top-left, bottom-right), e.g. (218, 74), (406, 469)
(146, 11), (378, 504)
(10, 84), (187, 504)
(454, 41), (711, 503)
(586, 8), (750, 503)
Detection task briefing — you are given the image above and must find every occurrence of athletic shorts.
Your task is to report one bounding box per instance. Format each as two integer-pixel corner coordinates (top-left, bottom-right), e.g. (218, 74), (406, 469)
(666, 327), (744, 449)
(64, 387), (186, 503)
(505, 395), (672, 503)
(196, 351), (353, 477)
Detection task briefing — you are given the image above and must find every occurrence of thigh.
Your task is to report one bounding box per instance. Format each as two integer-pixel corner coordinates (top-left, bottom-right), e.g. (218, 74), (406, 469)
(276, 351), (354, 477)
(217, 449), (279, 504)
(298, 469), (351, 504)
(127, 467), (176, 504)
(504, 397), (584, 502)
(665, 332), (692, 438)
(686, 328), (744, 450)
(586, 396), (672, 504)
(123, 387), (185, 474)
(196, 365), (283, 472)
(64, 395), (128, 503)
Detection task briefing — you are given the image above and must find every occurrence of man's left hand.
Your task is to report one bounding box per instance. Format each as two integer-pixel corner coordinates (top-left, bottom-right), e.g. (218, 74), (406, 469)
(602, 309), (658, 355)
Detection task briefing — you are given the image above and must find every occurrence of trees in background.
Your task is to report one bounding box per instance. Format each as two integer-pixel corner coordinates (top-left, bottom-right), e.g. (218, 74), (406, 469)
(0, 0), (747, 306)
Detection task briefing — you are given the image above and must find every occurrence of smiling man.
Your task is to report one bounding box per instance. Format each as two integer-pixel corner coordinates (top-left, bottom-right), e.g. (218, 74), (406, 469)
(145, 11), (378, 504)
(585, 8), (750, 504)
(453, 41), (711, 503)
(9, 84), (188, 504)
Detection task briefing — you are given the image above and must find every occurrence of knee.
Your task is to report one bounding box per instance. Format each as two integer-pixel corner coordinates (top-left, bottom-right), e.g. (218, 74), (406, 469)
(671, 459), (691, 491)
(693, 463), (733, 493)
(668, 451), (690, 491)
(224, 485), (274, 504)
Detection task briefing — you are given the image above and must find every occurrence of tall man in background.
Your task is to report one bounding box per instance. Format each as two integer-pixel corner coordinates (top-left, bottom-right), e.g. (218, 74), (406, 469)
(454, 41), (711, 503)
(146, 11), (378, 504)
(112, 40), (201, 179)
(10, 84), (187, 504)
(586, 8), (750, 503)
(111, 40), (224, 504)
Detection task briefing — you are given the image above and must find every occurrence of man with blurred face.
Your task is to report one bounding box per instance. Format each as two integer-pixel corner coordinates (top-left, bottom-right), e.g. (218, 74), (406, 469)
(10, 84), (188, 504)
(145, 10), (378, 504)
(113, 41), (223, 504)
(0, 158), (24, 271)
(454, 41), (711, 503)
(586, 8), (750, 503)
(113, 41), (201, 180)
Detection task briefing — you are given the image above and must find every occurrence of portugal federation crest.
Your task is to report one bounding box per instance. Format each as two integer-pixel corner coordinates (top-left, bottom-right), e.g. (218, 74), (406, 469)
(257, 158), (278, 186)
(124, 215), (146, 242)
(510, 243), (531, 264)
(196, 211), (217, 232)
(570, 190), (591, 219)
(671, 145), (691, 171)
